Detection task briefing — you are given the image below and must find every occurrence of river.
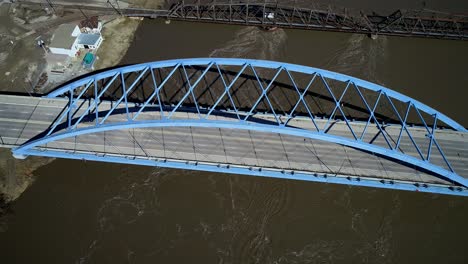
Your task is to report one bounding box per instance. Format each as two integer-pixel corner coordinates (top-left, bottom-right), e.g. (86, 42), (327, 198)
(1, 16), (468, 264)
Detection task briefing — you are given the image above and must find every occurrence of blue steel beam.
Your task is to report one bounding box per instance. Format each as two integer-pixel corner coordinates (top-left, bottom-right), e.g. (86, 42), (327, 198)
(427, 115), (438, 161)
(283, 71), (319, 129)
(394, 101), (412, 150)
(242, 65), (283, 123)
(212, 63), (242, 120)
(167, 62), (213, 119)
(99, 67), (149, 124)
(386, 95), (425, 159)
(133, 63), (181, 120)
(12, 58), (468, 194)
(205, 63), (248, 120)
(249, 65), (282, 125)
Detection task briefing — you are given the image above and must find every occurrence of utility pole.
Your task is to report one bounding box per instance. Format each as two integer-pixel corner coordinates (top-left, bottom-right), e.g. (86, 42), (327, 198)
(79, 7), (89, 20)
(107, 0), (122, 15)
(45, 0), (57, 15)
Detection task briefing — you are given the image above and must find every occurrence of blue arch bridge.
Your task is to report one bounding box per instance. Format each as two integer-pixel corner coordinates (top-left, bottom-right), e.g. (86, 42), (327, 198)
(1, 58), (467, 196)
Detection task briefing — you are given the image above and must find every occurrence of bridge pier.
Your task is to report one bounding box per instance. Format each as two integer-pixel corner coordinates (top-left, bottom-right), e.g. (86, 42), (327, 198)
(12, 153), (28, 160)
(368, 33), (378, 40)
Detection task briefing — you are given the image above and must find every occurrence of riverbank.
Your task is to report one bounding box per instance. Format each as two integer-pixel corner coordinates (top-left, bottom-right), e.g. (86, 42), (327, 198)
(0, 12), (144, 205)
(0, 13), (145, 206)
(0, 2), (145, 94)
(128, 0), (165, 9)
(39, 15), (142, 92)
(0, 148), (53, 203)
(94, 17), (142, 70)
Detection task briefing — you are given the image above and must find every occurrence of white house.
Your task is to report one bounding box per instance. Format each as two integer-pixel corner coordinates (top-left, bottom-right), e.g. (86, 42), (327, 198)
(49, 21), (104, 57)
(48, 24), (81, 57)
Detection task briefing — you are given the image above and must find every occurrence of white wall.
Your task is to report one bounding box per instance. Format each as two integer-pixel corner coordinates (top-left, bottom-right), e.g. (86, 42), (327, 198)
(94, 35), (103, 49)
(49, 47), (74, 57)
(71, 25), (81, 37)
(49, 42), (79, 57)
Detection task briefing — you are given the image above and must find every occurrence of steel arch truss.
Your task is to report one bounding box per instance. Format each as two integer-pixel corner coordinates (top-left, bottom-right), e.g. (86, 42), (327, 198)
(12, 58), (468, 193)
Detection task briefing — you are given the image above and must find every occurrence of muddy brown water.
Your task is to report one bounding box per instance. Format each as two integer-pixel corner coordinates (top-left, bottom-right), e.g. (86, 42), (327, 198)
(1, 17), (468, 263)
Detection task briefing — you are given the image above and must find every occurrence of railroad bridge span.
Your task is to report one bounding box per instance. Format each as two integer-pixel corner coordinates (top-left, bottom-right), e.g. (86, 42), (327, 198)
(17, 0), (468, 40)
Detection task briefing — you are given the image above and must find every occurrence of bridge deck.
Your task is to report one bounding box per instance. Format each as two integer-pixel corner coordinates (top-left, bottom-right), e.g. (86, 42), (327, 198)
(1, 95), (466, 188)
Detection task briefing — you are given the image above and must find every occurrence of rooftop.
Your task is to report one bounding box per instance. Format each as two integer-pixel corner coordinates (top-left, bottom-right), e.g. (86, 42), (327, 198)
(77, 33), (101, 46)
(49, 24), (77, 49)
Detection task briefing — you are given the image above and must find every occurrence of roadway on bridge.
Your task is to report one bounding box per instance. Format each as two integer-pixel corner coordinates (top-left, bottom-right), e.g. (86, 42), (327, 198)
(1, 94), (467, 187)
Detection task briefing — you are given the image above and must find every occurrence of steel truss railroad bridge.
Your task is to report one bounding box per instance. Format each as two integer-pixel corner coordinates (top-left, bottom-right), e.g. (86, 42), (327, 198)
(4, 58), (468, 196)
(166, 0), (468, 40)
(20, 0), (468, 40)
